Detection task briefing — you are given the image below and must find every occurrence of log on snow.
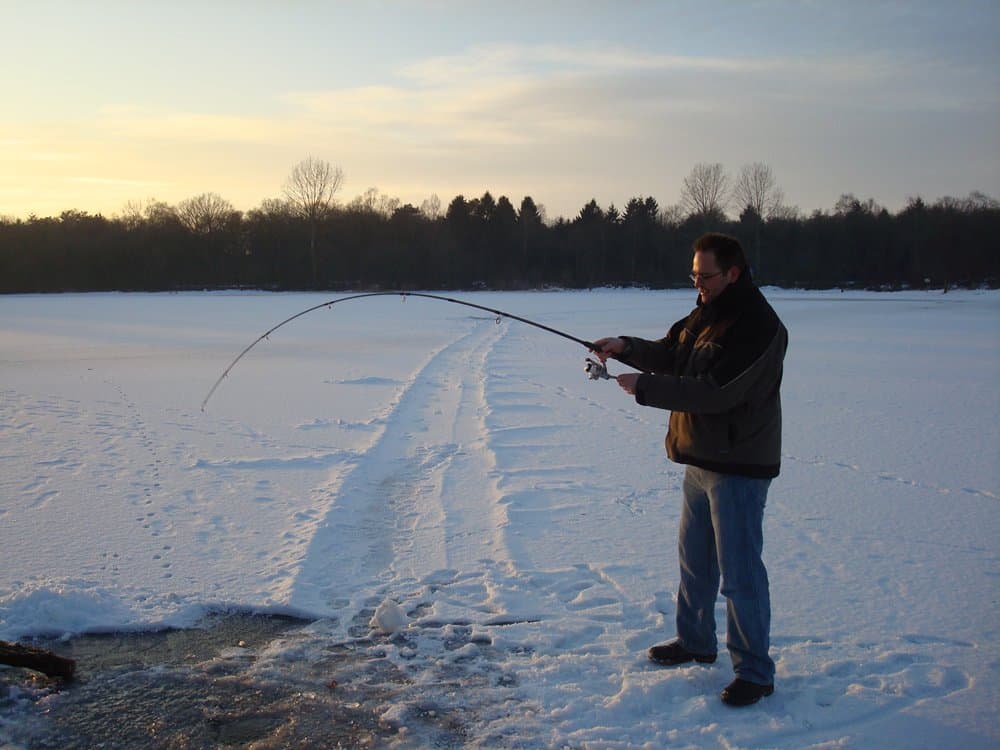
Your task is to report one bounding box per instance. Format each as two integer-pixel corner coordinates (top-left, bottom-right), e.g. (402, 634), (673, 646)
(0, 640), (76, 680)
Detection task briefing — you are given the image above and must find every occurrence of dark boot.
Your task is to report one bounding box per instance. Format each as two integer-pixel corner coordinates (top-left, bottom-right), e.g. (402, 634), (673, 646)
(647, 640), (717, 666)
(720, 678), (774, 706)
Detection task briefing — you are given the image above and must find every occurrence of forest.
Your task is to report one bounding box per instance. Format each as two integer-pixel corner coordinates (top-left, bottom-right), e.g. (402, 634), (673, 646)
(2, 160), (997, 293)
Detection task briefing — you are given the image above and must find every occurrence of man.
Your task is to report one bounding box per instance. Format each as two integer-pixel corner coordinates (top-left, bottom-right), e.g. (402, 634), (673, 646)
(594, 232), (787, 707)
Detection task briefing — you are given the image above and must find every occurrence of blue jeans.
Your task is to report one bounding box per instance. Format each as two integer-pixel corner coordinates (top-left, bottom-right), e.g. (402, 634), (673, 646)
(675, 465), (775, 685)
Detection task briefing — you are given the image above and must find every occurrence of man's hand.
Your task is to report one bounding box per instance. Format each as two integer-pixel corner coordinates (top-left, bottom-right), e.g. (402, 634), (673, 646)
(592, 337), (625, 363)
(616, 373), (640, 395)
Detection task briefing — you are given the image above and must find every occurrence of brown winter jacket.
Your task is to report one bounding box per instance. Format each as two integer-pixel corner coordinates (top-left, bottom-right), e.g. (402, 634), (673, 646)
(617, 274), (787, 478)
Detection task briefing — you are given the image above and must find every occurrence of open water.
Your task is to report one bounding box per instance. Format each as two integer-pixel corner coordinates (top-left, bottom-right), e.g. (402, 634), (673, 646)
(0, 612), (421, 749)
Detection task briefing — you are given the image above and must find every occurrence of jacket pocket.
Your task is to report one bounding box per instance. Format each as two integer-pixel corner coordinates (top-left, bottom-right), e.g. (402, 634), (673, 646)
(674, 412), (731, 459)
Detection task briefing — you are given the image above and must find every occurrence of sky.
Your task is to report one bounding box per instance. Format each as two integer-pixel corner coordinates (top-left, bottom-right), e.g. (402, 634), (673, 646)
(3, 0), (999, 221)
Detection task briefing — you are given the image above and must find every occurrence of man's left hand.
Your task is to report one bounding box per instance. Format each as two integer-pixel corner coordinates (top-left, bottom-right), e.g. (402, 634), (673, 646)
(616, 373), (640, 395)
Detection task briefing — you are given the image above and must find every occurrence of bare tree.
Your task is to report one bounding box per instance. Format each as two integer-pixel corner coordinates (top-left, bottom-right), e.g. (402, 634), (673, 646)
(732, 162), (785, 220)
(680, 162), (729, 219)
(119, 197), (177, 230)
(420, 193), (442, 220)
(252, 197), (295, 218)
(962, 190), (999, 211)
(348, 187), (400, 217)
(770, 203), (800, 221)
(658, 203), (685, 227)
(834, 193), (883, 216)
(142, 199), (181, 229)
(119, 199), (149, 230)
(284, 156), (344, 285)
(177, 192), (236, 235)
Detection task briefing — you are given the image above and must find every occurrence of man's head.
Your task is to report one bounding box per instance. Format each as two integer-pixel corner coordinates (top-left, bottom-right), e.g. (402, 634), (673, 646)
(691, 233), (749, 304)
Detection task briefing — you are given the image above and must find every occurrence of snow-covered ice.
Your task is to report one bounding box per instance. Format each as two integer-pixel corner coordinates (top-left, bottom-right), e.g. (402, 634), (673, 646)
(1, 289), (997, 748)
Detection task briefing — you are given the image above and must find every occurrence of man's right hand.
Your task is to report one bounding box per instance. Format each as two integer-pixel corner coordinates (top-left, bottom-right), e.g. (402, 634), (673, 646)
(592, 337), (626, 362)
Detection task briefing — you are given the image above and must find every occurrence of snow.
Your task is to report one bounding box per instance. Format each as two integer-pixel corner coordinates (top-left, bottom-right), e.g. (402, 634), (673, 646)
(1, 289), (997, 748)
(371, 598), (409, 634)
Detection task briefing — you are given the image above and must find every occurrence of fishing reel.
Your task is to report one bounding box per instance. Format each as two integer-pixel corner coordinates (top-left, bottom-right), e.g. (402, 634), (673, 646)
(584, 357), (612, 380)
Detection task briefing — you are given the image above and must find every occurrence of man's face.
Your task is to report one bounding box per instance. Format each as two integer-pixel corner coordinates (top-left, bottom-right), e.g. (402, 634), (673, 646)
(692, 250), (739, 304)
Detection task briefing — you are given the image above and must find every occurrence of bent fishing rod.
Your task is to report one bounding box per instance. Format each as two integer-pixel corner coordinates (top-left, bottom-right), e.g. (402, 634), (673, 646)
(201, 291), (615, 411)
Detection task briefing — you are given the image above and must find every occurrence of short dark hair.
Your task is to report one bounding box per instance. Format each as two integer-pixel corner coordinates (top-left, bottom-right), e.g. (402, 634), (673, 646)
(693, 233), (749, 276)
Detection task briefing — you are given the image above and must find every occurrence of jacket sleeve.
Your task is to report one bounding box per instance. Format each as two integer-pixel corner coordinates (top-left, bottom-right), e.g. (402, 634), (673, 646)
(616, 319), (685, 374)
(634, 319), (786, 414)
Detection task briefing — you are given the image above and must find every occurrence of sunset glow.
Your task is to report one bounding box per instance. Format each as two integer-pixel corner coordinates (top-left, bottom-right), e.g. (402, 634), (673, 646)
(3, 1), (998, 220)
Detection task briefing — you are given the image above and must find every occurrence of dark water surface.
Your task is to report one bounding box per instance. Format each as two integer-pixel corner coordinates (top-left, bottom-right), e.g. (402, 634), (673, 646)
(0, 612), (409, 749)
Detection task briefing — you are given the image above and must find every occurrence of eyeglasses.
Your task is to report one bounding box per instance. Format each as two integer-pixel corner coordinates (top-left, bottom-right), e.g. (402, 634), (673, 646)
(689, 270), (724, 283)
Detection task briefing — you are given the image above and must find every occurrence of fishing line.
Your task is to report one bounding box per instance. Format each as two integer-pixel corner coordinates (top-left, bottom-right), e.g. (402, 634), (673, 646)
(201, 292), (601, 411)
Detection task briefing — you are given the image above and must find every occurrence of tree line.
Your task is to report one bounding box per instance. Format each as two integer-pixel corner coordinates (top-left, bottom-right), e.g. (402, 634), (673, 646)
(1, 158), (997, 293)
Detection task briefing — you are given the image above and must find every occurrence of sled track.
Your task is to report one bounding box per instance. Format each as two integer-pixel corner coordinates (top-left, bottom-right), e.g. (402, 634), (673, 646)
(287, 319), (512, 615)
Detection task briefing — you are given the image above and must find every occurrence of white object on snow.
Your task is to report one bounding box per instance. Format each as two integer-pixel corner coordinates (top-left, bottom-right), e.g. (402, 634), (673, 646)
(369, 599), (408, 634)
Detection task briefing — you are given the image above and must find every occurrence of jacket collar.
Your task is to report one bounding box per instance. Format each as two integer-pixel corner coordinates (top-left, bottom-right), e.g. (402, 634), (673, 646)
(695, 271), (756, 320)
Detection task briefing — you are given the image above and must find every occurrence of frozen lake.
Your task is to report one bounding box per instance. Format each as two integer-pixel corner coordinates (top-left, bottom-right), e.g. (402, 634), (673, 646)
(1, 288), (998, 748)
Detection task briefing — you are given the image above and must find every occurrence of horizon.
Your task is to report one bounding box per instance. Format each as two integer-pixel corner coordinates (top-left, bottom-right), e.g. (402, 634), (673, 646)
(3, 1), (999, 221)
(4, 177), (997, 225)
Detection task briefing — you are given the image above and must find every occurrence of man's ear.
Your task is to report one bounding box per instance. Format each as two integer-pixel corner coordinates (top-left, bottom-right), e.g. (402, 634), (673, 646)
(726, 265), (741, 283)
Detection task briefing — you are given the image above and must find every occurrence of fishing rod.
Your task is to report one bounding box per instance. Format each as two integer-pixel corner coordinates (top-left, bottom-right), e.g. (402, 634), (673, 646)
(201, 291), (606, 411)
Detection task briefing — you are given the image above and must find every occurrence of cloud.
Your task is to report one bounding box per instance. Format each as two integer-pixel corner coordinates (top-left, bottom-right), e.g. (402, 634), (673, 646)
(67, 176), (168, 188)
(278, 41), (994, 168)
(399, 43), (782, 86)
(95, 107), (316, 145)
(4, 39), (995, 219)
(63, 42), (991, 161)
(0, 137), (82, 162)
